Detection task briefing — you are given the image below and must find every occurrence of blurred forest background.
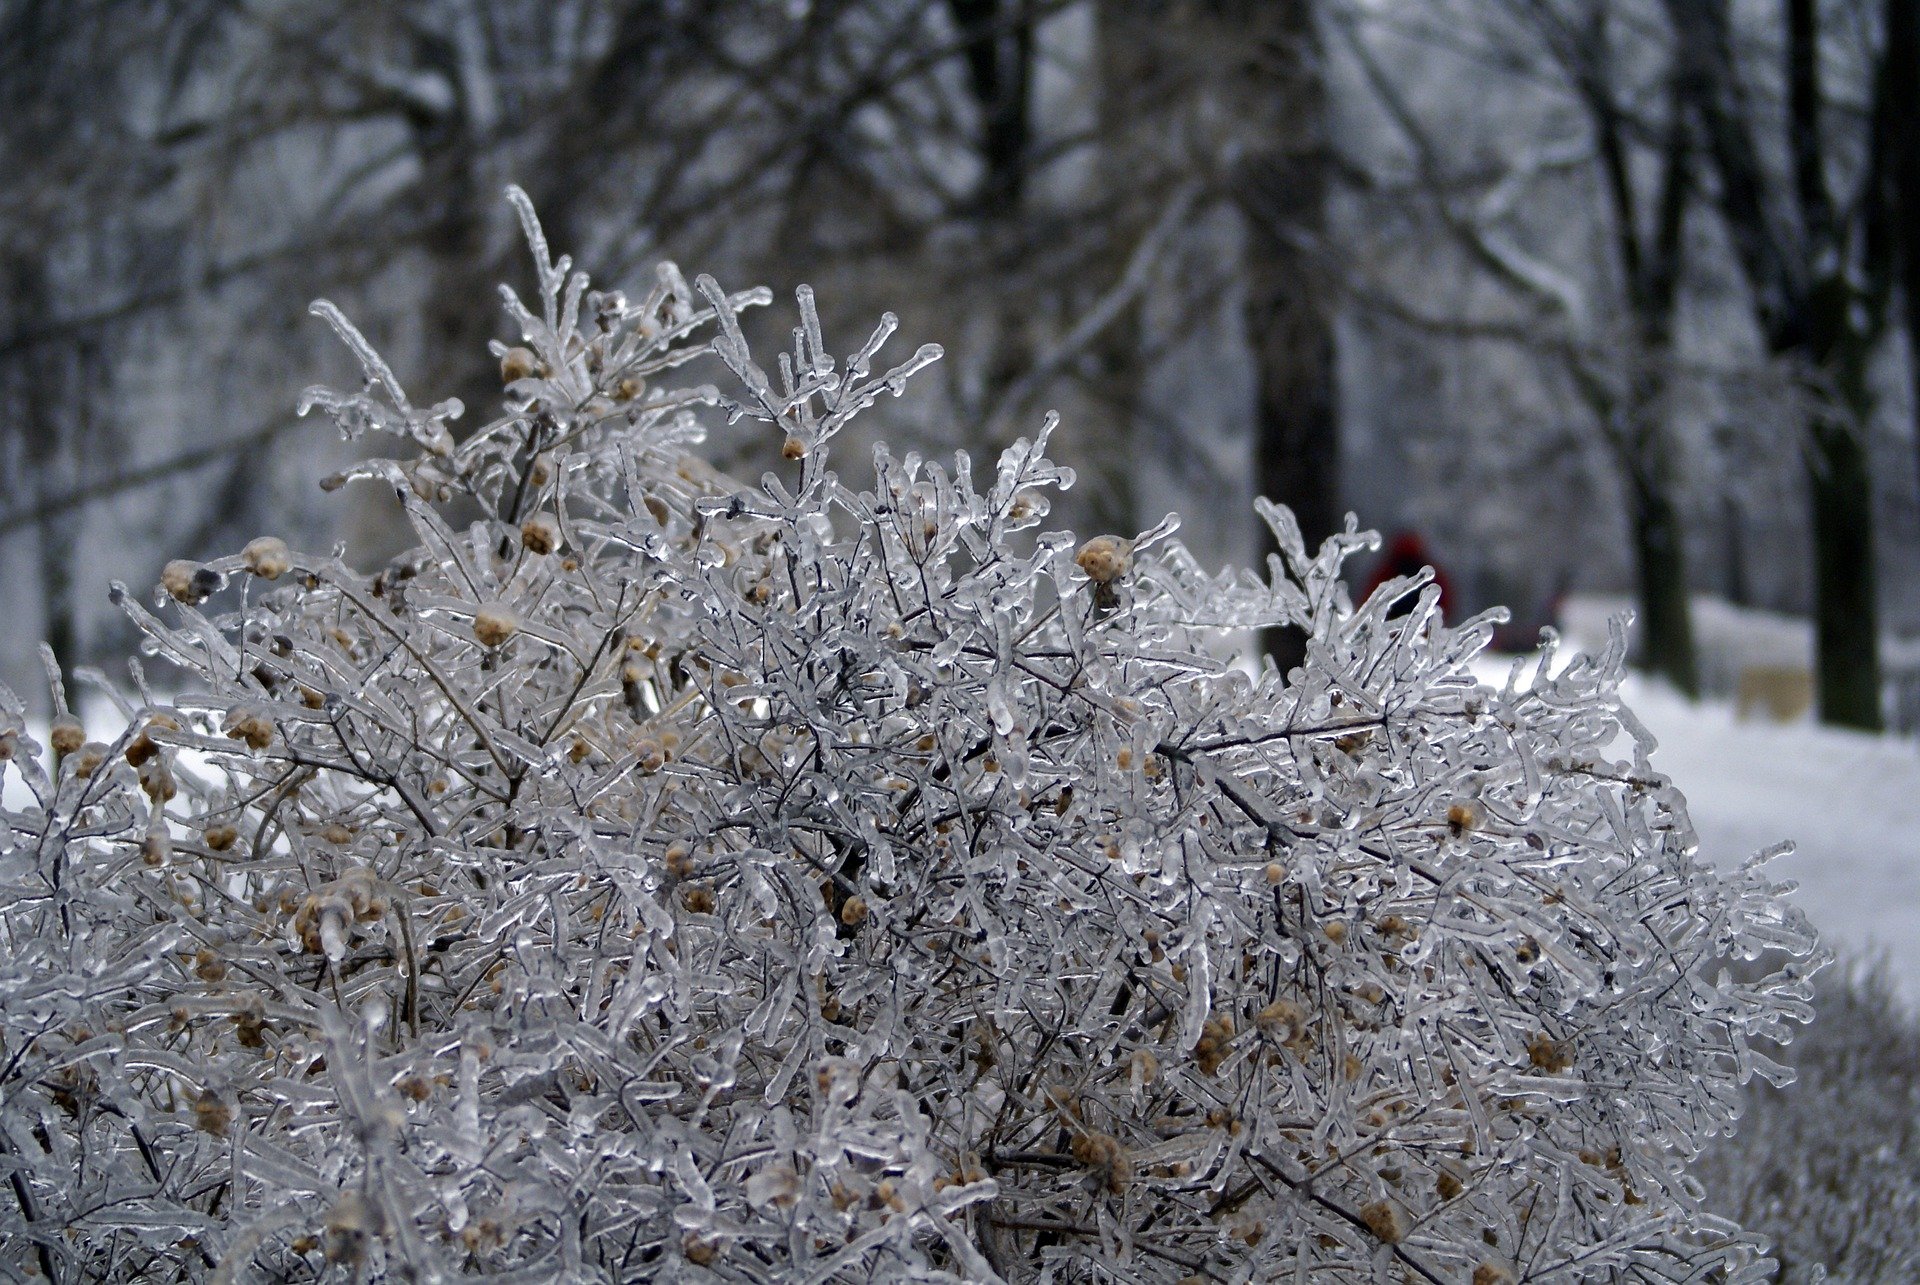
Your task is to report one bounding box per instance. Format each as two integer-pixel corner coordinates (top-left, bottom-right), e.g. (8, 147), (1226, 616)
(5, 0), (1920, 732)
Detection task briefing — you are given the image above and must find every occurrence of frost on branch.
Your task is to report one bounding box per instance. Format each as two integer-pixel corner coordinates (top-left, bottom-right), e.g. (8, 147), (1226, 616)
(0, 188), (1820, 1282)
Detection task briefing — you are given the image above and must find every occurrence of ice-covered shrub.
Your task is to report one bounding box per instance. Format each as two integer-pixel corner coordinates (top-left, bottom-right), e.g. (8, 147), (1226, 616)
(0, 190), (1822, 1282)
(1697, 959), (1920, 1283)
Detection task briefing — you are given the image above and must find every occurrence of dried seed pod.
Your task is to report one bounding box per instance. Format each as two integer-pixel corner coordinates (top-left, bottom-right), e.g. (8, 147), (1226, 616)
(1068, 1131), (1131, 1194)
(633, 738), (665, 774)
(70, 742), (108, 778)
(49, 714), (85, 756)
(162, 559), (222, 604)
(1359, 1198), (1406, 1244)
(520, 512), (562, 555)
(141, 831), (171, 867)
(500, 346), (539, 383)
(473, 603), (519, 647)
(242, 536), (291, 579)
(1074, 535), (1133, 584)
(191, 1088), (232, 1138)
(224, 706), (273, 750)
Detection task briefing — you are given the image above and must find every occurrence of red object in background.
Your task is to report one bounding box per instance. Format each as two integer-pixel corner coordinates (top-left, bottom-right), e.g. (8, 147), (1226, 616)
(1359, 531), (1453, 621)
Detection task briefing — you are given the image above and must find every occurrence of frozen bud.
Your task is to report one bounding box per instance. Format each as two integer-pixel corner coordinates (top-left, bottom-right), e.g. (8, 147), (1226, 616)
(682, 1232), (720, 1266)
(500, 346), (539, 384)
(746, 1163), (802, 1210)
(1069, 1131), (1131, 1193)
(191, 1088), (232, 1138)
(49, 714), (85, 756)
(633, 738), (665, 774)
(1359, 1198), (1407, 1244)
(242, 536), (291, 579)
(781, 435), (807, 460)
(1447, 801), (1482, 836)
(294, 891), (355, 960)
(161, 559), (198, 601)
(204, 824), (239, 852)
(839, 894), (868, 926)
(1254, 997), (1309, 1040)
(224, 706), (273, 750)
(1472, 1264), (1515, 1285)
(324, 1191), (382, 1268)
(1074, 535), (1133, 584)
(141, 831), (171, 867)
(138, 756), (176, 802)
(614, 375), (645, 402)
(162, 559), (222, 604)
(520, 512), (562, 555)
(124, 712), (178, 767)
(1007, 488), (1046, 523)
(473, 603), (519, 647)
(70, 742), (108, 778)
(193, 946), (227, 982)
(1526, 1031), (1574, 1073)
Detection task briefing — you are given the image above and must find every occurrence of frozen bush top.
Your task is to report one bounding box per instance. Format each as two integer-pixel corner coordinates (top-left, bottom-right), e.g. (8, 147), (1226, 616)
(0, 189), (1820, 1282)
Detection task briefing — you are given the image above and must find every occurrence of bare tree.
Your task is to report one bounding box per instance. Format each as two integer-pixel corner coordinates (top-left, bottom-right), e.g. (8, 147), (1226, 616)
(1333, 0), (1714, 693)
(1527, 0), (1702, 694)
(1203, 0), (1343, 669)
(1667, 0), (1901, 728)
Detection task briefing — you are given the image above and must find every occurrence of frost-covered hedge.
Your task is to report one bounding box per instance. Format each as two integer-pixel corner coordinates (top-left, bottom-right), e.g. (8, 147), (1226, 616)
(0, 191), (1821, 1282)
(1698, 960), (1920, 1283)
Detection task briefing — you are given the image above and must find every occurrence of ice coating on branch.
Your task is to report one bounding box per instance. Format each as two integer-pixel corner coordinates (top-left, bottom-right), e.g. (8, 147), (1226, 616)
(0, 187), (1821, 1282)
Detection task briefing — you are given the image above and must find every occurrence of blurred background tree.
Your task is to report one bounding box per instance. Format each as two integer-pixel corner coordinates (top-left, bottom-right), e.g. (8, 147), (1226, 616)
(3, 0), (1918, 730)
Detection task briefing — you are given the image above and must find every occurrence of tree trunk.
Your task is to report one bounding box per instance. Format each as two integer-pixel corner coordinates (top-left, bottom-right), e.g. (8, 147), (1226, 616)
(1080, 0), (1160, 537)
(1628, 475), (1699, 696)
(1808, 416), (1882, 727)
(1885, 0), (1920, 497)
(4, 253), (81, 695)
(1808, 275), (1884, 728)
(1209, 0), (1339, 671)
(950, 0), (1033, 215)
(1668, 0), (1886, 729)
(404, 22), (501, 437)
